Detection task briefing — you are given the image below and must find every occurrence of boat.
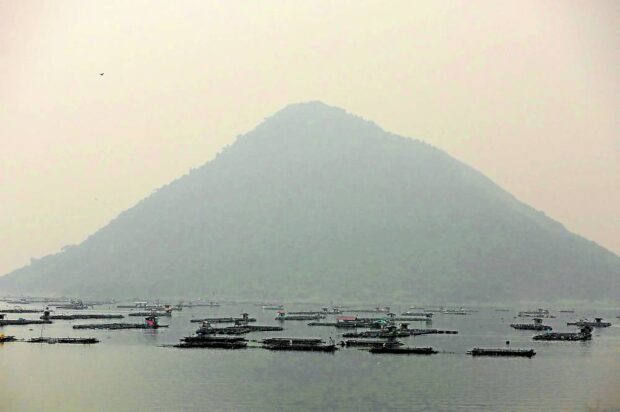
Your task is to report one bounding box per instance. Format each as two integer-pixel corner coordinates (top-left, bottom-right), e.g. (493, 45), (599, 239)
(558, 310), (575, 313)
(567, 318), (611, 328)
(533, 326), (592, 341)
(469, 348), (535, 357)
(27, 337), (99, 344)
(510, 318), (552, 331)
(369, 346), (437, 355)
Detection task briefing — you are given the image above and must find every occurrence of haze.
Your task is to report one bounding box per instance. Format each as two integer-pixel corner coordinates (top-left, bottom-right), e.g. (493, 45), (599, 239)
(1, 0), (619, 276)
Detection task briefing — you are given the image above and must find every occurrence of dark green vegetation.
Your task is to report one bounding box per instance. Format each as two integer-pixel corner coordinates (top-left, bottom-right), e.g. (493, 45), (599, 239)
(1, 102), (619, 301)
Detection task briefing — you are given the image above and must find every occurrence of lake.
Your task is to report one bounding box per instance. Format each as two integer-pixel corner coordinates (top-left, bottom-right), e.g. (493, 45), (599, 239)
(1, 303), (619, 411)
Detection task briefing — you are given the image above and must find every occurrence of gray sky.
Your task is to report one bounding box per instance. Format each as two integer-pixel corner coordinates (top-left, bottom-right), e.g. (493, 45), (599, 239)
(1, 0), (619, 275)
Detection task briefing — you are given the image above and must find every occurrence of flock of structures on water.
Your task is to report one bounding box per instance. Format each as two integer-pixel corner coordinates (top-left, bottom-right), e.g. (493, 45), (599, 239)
(0, 298), (616, 357)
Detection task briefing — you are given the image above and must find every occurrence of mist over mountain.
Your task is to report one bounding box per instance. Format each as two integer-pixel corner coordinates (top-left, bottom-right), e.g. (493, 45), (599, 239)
(2, 102), (619, 302)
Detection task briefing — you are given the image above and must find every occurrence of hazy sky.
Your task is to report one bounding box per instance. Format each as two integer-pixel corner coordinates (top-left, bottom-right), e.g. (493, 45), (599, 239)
(1, 0), (619, 275)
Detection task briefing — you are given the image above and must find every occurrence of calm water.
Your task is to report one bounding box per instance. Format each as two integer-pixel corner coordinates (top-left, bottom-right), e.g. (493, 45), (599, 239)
(1, 303), (619, 412)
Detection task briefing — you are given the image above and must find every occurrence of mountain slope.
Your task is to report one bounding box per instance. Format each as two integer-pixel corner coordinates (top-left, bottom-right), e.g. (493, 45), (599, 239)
(2, 102), (619, 302)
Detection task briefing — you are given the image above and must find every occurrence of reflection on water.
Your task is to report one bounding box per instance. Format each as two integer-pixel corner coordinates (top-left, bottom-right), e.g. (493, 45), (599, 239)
(1, 304), (619, 411)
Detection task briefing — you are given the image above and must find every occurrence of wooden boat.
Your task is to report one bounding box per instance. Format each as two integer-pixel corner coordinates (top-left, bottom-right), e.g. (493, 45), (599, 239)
(369, 346), (437, 355)
(469, 348), (535, 357)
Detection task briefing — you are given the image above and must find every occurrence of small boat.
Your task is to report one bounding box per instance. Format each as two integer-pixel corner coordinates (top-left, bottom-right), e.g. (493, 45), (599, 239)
(558, 310), (575, 313)
(369, 346), (437, 355)
(54, 300), (90, 310)
(469, 348), (535, 357)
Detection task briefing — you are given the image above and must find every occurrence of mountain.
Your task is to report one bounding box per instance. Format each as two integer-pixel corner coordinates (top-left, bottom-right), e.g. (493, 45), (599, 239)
(1, 102), (619, 302)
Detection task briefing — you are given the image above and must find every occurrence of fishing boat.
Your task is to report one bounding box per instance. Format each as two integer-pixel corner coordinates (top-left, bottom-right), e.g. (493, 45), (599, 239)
(41, 313), (124, 320)
(128, 311), (171, 317)
(468, 348), (535, 357)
